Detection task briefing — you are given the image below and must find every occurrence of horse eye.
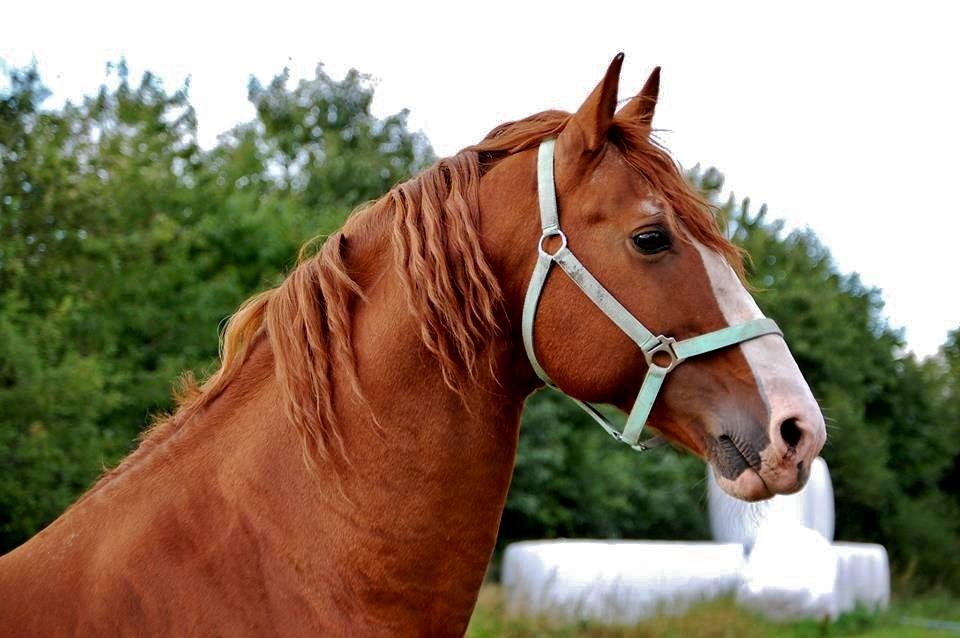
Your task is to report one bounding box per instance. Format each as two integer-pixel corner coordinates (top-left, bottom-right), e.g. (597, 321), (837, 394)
(631, 228), (671, 254)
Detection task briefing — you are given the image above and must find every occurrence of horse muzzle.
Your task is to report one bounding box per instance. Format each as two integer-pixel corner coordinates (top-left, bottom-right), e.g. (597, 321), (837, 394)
(710, 409), (826, 502)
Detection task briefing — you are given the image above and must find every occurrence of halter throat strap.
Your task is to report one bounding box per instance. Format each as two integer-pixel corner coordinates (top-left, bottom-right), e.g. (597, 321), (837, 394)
(521, 139), (782, 452)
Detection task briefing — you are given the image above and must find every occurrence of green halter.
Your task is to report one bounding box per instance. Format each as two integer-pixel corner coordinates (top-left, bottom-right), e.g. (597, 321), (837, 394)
(521, 139), (783, 452)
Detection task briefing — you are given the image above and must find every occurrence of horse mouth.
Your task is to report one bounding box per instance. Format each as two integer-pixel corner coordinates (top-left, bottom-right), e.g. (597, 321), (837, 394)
(710, 433), (775, 501)
(716, 466), (774, 502)
(713, 433), (762, 480)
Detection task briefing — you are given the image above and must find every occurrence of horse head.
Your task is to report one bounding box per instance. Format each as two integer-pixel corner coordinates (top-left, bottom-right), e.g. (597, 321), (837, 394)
(478, 55), (826, 501)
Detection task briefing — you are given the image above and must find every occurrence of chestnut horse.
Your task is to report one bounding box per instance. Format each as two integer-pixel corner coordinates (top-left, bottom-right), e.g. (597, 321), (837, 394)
(0, 55), (825, 636)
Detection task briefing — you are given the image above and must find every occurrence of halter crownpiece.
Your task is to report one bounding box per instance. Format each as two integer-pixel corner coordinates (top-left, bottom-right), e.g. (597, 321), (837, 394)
(521, 139), (783, 452)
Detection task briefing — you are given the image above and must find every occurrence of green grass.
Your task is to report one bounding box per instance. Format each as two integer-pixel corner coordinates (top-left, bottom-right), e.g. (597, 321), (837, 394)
(466, 585), (959, 638)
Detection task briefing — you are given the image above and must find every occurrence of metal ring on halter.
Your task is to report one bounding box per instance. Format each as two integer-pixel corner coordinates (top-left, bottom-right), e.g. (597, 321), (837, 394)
(643, 335), (683, 373)
(538, 228), (568, 258)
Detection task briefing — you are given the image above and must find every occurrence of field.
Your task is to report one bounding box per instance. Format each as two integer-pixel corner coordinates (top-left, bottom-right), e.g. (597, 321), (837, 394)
(466, 585), (960, 638)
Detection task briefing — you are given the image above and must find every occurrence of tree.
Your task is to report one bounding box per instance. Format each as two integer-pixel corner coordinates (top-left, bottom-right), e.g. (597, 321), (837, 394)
(503, 391), (709, 544)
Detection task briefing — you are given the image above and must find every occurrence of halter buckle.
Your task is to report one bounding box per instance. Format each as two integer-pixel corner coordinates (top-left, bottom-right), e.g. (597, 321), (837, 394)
(643, 335), (682, 372)
(538, 228), (568, 258)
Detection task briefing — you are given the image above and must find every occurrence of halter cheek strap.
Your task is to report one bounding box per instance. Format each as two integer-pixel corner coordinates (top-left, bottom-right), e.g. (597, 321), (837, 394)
(521, 139), (782, 452)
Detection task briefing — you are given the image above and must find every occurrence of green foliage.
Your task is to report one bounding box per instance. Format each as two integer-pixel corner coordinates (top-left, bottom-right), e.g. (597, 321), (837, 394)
(0, 304), (114, 547)
(504, 391), (708, 542)
(1, 62), (957, 595)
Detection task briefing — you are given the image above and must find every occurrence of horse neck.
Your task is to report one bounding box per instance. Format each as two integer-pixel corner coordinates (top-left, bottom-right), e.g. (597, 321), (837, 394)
(215, 176), (541, 629)
(275, 251), (529, 628)
(35, 251), (530, 633)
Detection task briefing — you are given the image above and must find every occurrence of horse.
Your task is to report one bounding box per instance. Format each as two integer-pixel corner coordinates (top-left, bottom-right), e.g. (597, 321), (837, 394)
(0, 54), (825, 636)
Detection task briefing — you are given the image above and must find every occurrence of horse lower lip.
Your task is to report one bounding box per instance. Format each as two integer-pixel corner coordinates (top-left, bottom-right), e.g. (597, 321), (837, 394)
(753, 469), (772, 496)
(726, 467), (773, 501)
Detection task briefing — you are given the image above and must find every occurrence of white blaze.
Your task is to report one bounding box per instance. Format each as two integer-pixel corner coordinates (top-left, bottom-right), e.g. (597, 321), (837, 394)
(693, 243), (821, 428)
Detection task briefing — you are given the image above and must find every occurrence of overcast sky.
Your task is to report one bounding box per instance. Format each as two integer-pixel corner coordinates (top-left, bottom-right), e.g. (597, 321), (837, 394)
(3, 1), (957, 357)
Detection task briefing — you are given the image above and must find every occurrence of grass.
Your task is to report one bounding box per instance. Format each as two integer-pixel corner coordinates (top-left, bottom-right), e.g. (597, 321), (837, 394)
(466, 585), (960, 638)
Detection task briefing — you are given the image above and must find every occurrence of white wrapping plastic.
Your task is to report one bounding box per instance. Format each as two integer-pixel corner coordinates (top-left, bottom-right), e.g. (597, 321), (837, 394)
(708, 456), (835, 547)
(736, 520), (840, 620)
(736, 524), (891, 621)
(501, 458), (889, 625)
(501, 540), (746, 624)
(832, 543), (890, 614)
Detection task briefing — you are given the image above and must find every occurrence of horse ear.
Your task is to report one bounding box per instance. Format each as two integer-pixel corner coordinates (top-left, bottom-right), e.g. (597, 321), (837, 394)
(565, 53), (624, 152)
(617, 66), (660, 126)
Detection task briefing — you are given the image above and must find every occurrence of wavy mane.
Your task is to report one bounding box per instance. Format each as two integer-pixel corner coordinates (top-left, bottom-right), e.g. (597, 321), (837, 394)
(88, 109), (740, 488)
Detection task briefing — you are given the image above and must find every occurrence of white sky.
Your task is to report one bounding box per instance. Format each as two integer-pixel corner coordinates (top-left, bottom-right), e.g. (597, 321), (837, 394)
(3, 1), (957, 357)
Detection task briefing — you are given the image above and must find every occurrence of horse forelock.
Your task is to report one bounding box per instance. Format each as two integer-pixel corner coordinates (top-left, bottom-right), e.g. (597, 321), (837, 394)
(89, 109), (741, 483)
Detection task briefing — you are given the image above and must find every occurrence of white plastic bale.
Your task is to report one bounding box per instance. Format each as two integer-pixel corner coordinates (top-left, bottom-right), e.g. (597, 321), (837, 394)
(832, 543), (890, 614)
(736, 520), (840, 621)
(501, 540), (746, 625)
(735, 523), (891, 621)
(708, 456), (835, 547)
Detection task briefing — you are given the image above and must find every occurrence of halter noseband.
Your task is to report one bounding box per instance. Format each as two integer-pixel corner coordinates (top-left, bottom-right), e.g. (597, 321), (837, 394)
(521, 139), (782, 452)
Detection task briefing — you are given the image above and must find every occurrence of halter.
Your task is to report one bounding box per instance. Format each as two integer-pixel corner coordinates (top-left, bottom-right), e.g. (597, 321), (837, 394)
(522, 139), (783, 452)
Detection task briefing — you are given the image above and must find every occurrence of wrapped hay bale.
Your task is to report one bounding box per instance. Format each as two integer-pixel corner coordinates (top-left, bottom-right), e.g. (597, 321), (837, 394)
(735, 524), (891, 620)
(832, 543), (890, 614)
(736, 520), (840, 621)
(715, 457), (890, 621)
(501, 540), (746, 625)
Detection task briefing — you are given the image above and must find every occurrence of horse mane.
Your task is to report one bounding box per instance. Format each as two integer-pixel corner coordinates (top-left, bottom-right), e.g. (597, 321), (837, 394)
(84, 109), (740, 492)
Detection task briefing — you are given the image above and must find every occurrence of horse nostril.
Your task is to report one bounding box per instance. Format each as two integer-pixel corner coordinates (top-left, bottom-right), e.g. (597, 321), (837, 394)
(780, 417), (803, 449)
